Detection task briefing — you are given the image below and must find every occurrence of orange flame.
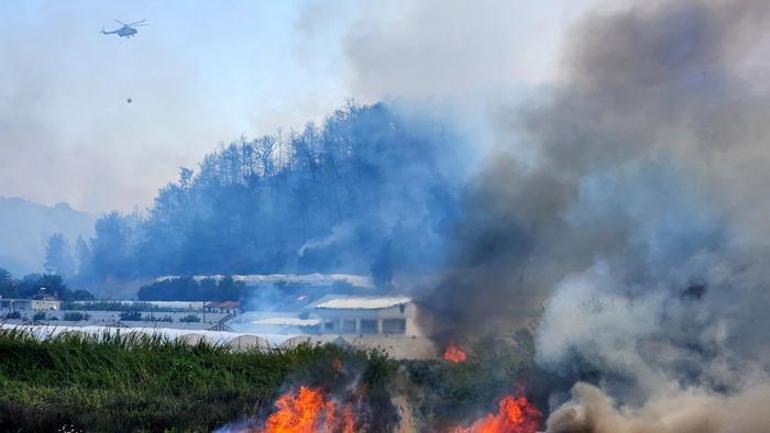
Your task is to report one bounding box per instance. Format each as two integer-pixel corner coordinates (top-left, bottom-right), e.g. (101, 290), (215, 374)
(451, 394), (541, 433)
(260, 386), (357, 433)
(443, 343), (467, 363)
(341, 405), (356, 433)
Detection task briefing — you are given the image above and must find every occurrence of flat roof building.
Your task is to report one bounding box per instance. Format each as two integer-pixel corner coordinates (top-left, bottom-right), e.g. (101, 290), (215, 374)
(307, 295), (435, 338)
(0, 298), (62, 311)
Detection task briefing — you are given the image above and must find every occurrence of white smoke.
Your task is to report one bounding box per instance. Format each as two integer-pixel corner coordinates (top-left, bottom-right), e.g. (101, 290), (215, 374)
(544, 381), (770, 433)
(527, 0), (770, 430)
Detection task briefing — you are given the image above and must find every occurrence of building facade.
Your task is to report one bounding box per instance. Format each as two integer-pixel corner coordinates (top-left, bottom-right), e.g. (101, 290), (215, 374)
(0, 299), (62, 311)
(308, 296), (434, 337)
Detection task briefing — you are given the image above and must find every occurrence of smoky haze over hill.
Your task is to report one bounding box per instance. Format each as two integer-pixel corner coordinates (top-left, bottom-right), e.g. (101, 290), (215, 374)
(76, 103), (470, 287)
(0, 197), (96, 276)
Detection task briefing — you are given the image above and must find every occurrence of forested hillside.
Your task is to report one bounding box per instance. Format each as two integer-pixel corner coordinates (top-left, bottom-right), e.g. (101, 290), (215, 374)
(75, 103), (466, 287)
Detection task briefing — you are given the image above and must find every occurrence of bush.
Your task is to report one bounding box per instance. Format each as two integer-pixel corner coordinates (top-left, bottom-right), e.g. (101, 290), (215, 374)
(119, 311), (142, 321)
(3, 311), (21, 320)
(32, 312), (47, 321)
(179, 314), (201, 323)
(0, 268), (95, 302)
(62, 312), (90, 321)
(144, 314), (173, 322)
(137, 276), (244, 302)
(71, 289), (95, 301)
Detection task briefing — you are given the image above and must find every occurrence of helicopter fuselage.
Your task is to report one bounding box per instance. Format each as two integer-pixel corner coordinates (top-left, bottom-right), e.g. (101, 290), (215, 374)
(103, 25), (138, 38)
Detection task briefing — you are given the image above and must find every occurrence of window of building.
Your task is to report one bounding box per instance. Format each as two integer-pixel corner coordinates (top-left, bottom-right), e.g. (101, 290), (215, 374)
(360, 319), (378, 334)
(382, 319), (406, 335)
(342, 320), (357, 333)
(324, 321), (336, 331)
(399, 304), (405, 314)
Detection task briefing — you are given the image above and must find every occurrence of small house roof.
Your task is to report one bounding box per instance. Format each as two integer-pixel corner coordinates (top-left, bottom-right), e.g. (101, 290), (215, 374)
(206, 301), (240, 309)
(311, 296), (413, 310)
(249, 317), (321, 327)
(156, 273), (375, 289)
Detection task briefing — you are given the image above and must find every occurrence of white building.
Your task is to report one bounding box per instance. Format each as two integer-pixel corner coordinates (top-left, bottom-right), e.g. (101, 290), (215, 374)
(307, 295), (435, 337)
(0, 298), (62, 311)
(155, 273), (375, 289)
(224, 295), (442, 359)
(70, 300), (207, 311)
(229, 313), (322, 334)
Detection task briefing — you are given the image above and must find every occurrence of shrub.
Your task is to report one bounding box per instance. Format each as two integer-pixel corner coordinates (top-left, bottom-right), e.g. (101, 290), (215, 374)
(62, 312), (90, 321)
(3, 311), (21, 320)
(137, 276), (245, 302)
(144, 314), (173, 322)
(71, 289), (95, 301)
(119, 311), (142, 321)
(179, 314), (201, 323)
(32, 312), (47, 321)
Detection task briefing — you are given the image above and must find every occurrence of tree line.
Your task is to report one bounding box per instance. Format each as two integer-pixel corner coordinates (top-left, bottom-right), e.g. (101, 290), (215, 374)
(0, 268), (94, 301)
(49, 102), (465, 291)
(136, 277), (244, 302)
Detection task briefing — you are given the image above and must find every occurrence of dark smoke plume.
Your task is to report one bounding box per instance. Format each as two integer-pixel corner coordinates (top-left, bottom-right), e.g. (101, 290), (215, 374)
(423, 0), (770, 429)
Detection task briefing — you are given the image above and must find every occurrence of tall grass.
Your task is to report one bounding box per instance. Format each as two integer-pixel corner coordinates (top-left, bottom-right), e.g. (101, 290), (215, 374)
(0, 329), (380, 433)
(0, 329), (545, 433)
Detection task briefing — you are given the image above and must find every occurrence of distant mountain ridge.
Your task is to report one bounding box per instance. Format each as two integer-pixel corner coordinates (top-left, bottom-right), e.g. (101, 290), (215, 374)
(0, 196), (98, 276)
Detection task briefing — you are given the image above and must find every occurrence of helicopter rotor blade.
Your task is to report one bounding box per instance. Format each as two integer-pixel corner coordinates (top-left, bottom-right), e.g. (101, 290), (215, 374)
(127, 19), (147, 26)
(114, 19), (128, 25)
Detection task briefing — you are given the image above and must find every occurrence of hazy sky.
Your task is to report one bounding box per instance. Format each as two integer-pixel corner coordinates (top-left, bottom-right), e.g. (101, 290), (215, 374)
(0, 0), (605, 213)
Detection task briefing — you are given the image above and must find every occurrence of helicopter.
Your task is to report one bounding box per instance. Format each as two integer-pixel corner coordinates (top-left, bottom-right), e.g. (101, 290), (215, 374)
(101, 19), (148, 38)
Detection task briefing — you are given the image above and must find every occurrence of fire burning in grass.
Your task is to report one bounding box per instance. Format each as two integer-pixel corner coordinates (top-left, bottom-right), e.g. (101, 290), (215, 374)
(220, 386), (540, 433)
(451, 393), (541, 433)
(217, 386), (356, 433)
(442, 343), (467, 363)
(265, 387), (356, 433)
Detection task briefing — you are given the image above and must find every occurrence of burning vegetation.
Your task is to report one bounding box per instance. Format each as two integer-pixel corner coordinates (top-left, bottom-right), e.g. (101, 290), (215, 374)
(451, 393), (541, 433)
(209, 330), (547, 433)
(236, 384), (542, 433)
(234, 386), (357, 433)
(442, 343), (467, 363)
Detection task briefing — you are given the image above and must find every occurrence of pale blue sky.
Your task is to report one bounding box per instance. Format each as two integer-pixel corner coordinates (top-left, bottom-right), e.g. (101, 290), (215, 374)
(0, 0), (606, 212)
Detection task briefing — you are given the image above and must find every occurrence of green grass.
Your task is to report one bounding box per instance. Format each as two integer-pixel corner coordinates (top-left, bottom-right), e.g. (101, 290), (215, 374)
(0, 329), (393, 433)
(0, 329), (543, 433)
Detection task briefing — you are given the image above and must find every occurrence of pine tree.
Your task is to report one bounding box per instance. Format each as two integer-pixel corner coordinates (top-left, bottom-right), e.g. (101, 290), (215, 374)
(44, 234), (75, 277)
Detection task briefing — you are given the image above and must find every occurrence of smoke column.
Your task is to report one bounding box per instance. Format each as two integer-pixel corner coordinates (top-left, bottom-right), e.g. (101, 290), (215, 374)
(419, 0), (770, 430)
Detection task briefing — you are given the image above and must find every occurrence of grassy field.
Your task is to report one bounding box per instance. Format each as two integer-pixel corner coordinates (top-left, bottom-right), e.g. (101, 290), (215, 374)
(0, 329), (545, 433)
(0, 329), (396, 433)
